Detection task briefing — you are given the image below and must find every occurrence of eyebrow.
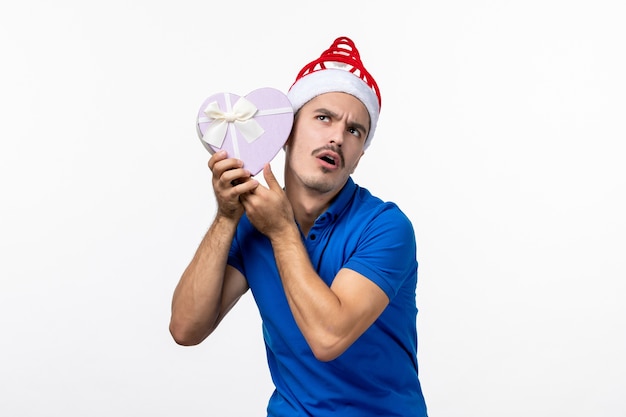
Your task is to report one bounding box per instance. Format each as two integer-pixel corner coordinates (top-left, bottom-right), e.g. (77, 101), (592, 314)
(313, 107), (368, 136)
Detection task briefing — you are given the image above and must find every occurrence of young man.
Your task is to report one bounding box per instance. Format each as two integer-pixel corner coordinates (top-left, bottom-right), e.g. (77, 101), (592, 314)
(170, 37), (428, 416)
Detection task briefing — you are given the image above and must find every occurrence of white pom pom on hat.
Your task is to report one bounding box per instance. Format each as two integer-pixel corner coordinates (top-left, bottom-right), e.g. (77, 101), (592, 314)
(287, 37), (381, 149)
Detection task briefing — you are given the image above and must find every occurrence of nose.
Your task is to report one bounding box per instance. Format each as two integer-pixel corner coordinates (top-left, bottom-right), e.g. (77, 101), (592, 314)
(328, 123), (345, 147)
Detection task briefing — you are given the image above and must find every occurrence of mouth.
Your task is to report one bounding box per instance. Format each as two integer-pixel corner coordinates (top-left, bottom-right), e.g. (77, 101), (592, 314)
(320, 155), (337, 165)
(315, 148), (343, 169)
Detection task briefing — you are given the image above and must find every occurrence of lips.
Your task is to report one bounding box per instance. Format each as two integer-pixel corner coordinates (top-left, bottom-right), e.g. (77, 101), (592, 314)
(316, 149), (342, 169)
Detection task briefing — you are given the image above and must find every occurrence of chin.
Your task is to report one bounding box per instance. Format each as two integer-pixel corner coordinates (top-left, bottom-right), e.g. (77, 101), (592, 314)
(301, 176), (337, 194)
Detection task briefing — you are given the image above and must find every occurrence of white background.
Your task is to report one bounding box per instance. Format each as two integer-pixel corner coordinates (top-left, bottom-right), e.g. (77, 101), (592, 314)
(1, 1), (625, 416)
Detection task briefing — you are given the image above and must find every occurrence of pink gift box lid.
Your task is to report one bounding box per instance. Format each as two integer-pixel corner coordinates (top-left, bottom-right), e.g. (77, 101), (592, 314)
(196, 87), (294, 175)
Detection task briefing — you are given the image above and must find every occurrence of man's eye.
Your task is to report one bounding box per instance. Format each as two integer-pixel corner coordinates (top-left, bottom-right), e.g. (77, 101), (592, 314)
(348, 127), (361, 137)
(317, 115), (328, 121)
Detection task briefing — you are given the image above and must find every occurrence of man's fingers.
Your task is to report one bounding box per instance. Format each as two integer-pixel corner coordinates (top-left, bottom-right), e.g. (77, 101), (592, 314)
(263, 164), (281, 192)
(208, 150), (229, 170)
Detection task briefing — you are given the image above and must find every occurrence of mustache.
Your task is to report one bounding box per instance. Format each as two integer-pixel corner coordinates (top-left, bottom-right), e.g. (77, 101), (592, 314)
(312, 145), (345, 168)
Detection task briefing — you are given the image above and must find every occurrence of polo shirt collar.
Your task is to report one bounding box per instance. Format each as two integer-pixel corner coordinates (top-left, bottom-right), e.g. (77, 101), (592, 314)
(324, 177), (357, 221)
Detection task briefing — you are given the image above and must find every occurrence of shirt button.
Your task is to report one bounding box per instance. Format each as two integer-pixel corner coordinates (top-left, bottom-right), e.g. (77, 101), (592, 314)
(310, 234), (316, 240)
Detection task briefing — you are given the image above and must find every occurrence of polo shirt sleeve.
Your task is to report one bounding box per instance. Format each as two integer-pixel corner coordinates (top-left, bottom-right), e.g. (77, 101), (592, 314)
(343, 204), (418, 300)
(227, 216), (249, 276)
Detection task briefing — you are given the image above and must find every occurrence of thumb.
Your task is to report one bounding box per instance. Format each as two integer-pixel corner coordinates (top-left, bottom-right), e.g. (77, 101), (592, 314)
(263, 163), (282, 191)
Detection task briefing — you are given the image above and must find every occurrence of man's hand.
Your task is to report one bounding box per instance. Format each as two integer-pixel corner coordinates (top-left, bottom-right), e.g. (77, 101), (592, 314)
(240, 163), (296, 239)
(208, 151), (259, 220)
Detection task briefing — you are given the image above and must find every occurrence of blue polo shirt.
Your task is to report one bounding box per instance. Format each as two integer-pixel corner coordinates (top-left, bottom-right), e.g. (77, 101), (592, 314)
(228, 178), (427, 417)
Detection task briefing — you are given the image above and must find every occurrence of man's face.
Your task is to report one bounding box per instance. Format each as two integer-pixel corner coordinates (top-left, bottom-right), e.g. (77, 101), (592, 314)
(285, 92), (370, 195)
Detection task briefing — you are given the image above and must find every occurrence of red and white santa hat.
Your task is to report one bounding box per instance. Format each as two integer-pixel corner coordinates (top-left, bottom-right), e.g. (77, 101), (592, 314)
(287, 36), (381, 149)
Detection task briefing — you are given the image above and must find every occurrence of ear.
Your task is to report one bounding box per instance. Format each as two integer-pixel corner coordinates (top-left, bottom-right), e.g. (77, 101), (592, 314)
(283, 132), (293, 151)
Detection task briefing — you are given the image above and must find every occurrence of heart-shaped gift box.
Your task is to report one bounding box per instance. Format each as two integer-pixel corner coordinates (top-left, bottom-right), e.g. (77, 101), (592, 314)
(196, 87), (294, 175)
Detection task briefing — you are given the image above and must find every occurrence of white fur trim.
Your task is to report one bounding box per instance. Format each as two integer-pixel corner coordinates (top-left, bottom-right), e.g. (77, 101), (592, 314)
(287, 69), (380, 149)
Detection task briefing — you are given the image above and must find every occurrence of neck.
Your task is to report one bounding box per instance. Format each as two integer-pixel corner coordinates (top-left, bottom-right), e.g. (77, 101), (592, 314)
(284, 173), (340, 237)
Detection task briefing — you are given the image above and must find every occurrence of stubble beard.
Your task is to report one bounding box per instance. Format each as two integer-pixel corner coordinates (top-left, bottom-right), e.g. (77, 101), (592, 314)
(297, 171), (337, 195)
(286, 144), (346, 195)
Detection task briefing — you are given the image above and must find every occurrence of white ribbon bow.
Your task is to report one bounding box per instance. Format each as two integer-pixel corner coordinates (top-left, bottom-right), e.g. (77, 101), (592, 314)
(202, 97), (265, 148)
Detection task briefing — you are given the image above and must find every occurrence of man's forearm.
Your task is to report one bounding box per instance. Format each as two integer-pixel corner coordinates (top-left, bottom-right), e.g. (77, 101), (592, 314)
(270, 225), (345, 357)
(169, 214), (240, 345)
